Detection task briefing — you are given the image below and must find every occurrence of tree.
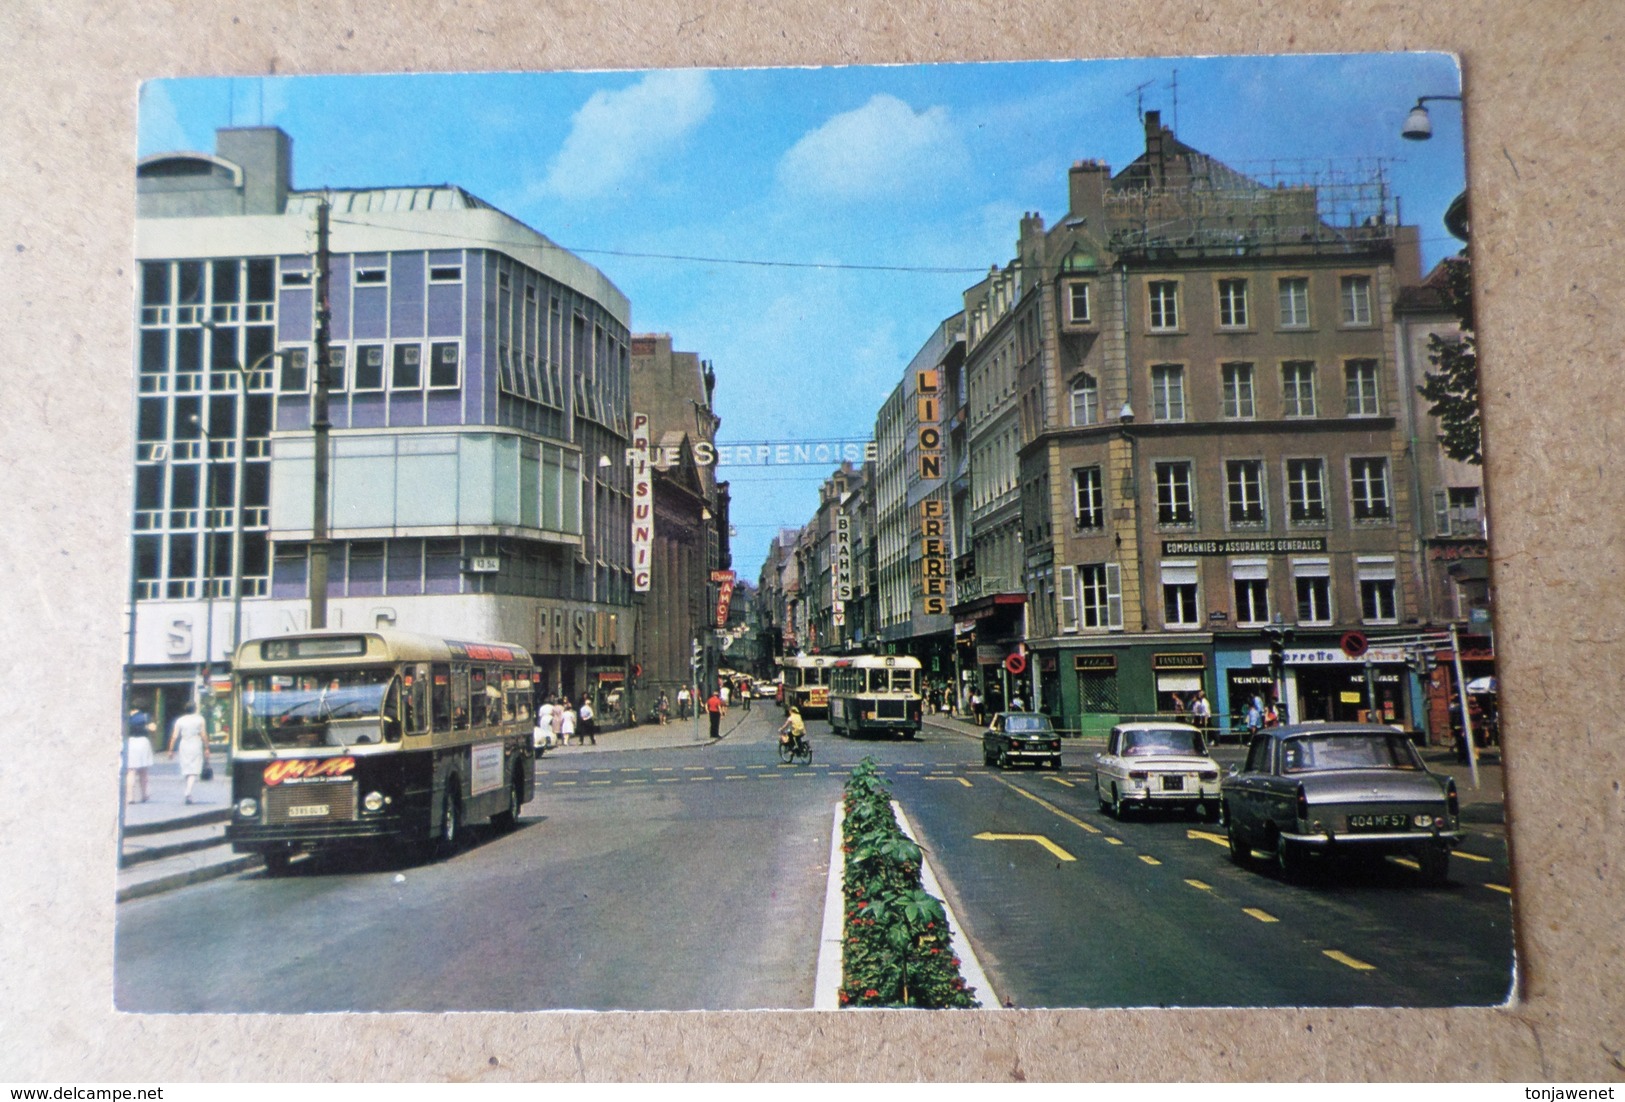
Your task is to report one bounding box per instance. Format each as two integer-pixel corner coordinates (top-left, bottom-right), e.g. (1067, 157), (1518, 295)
(1417, 255), (1481, 466)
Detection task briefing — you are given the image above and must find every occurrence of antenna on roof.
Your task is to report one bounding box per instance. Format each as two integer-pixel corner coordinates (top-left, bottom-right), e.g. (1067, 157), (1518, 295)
(1168, 68), (1179, 135)
(1129, 79), (1153, 124)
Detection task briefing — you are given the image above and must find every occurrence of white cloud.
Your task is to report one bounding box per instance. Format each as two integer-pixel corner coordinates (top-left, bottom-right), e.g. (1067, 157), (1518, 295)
(540, 70), (715, 201)
(777, 94), (965, 202)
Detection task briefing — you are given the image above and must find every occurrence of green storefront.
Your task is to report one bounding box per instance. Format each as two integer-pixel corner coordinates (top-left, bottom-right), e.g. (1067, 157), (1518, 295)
(1038, 640), (1216, 739)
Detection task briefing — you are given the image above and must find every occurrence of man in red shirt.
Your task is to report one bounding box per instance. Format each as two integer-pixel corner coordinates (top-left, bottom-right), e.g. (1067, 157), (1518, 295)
(706, 688), (725, 739)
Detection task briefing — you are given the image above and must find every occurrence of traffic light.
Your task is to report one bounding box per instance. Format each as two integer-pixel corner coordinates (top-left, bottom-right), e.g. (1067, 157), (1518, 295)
(1264, 625), (1295, 678)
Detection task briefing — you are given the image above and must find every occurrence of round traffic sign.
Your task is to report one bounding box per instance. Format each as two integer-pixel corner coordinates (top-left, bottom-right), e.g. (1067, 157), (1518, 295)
(1004, 652), (1028, 675)
(1340, 632), (1369, 658)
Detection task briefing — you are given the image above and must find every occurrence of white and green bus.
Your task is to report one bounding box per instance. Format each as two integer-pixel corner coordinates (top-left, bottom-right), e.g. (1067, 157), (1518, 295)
(828, 655), (923, 740)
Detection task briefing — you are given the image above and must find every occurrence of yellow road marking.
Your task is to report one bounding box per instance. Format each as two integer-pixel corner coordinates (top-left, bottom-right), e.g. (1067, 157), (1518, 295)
(973, 832), (1076, 862)
(725, 774), (747, 780)
(588, 781), (612, 786)
(656, 779), (679, 784)
(1454, 851), (1492, 863)
(1187, 829), (1229, 848)
(652, 767), (674, 773)
(1105, 837), (1124, 846)
(1138, 855), (1162, 866)
(554, 781), (577, 786)
(1044, 777), (1076, 788)
(985, 774), (1102, 833)
(682, 766), (706, 772)
(623, 779), (648, 785)
(620, 767), (640, 773)
(1185, 879), (1213, 891)
(1485, 883), (1512, 894)
(1323, 950), (1376, 971)
(924, 777), (973, 787)
(1391, 857), (1421, 870)
(1243, 908), (1278, 923)
(689, 777), (711, 782)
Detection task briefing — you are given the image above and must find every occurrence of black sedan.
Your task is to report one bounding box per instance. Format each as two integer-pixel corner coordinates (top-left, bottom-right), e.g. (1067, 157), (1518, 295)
(982, 712), (1062, 770)
(1220, 723), (1462, 883)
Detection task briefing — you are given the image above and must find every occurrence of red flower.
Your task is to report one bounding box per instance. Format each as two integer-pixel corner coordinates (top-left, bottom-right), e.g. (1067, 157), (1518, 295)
(858, 901), (867, 909)
(865, 989), (879, 998)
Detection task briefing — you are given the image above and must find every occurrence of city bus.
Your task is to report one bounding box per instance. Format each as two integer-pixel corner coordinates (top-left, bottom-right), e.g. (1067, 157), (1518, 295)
(778, 655), (832, 717)
(226, 628), (536, 873)
(827, 655), (924, 739)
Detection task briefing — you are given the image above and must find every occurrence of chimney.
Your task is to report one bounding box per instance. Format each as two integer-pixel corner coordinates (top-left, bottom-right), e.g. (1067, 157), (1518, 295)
(1143, 110), (1169, 187)
(1067, 159), (1110, 225)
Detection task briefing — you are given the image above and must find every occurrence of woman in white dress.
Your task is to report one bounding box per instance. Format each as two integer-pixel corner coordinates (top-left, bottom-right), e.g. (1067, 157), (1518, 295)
(125, 710), (155, 804)
(167, 701), (210, 804)
(558, 701), (578, 746)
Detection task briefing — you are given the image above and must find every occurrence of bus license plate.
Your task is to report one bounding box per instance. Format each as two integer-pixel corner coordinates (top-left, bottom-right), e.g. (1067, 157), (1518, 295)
(288, 804), (330, 818)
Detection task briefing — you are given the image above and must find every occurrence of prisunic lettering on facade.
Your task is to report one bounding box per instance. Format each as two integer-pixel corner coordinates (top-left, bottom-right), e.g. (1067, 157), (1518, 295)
(631, 411), (653, 592)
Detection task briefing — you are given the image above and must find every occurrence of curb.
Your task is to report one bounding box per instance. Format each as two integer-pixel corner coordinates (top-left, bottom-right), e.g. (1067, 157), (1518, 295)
(811, 799), (999, 1010)
(116, 852), (263, 903)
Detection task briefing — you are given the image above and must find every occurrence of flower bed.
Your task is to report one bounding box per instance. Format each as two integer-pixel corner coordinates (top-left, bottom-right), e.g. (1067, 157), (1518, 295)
(838, 757), (979, 1009)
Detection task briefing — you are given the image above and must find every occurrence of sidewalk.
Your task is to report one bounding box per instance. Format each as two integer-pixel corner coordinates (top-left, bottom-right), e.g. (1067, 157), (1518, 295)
(116, 708), (755, 902)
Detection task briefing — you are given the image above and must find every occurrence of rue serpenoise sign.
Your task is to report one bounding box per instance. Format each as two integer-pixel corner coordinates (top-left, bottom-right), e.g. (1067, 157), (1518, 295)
(1161, 537), (1328, 556)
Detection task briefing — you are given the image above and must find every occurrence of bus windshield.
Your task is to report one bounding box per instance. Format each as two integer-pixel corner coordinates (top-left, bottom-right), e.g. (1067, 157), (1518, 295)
(240, 668), (394, 748)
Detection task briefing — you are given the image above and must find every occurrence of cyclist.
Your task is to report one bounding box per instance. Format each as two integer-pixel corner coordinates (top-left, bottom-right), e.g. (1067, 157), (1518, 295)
(779, 707), (808, 756)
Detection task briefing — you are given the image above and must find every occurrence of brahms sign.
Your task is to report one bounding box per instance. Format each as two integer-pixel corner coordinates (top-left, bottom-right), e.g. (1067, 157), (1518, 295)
(1162, 537), (1327, 556)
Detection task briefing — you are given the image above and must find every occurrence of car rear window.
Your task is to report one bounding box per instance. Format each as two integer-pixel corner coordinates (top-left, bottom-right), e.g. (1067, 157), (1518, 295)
(1121, 729), (1205, 756)
(1005, 715), (1053, 732)
(1281, 733), (1421, 773)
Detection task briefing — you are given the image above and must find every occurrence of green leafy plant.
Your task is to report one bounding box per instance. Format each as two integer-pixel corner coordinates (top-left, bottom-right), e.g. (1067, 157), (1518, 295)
(837, 756), (979, 1009)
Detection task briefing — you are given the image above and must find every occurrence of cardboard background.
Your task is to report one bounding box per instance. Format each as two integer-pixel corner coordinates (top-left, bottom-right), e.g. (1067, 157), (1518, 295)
(2, 0), (1621, 1081)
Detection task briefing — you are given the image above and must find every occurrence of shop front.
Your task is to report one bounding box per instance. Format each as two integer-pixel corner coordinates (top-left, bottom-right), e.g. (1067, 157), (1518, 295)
(1258, 639), (1423, 735)
(949, 593), (1027, 716)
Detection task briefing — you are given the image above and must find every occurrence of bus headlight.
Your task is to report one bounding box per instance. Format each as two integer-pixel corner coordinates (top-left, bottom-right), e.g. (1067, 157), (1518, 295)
(236, 797), (259, 818)
(363, 791), (386, 813)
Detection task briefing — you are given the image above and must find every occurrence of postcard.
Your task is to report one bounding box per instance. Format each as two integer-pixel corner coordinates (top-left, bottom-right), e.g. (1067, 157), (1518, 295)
(112, 53), (1511, 1016)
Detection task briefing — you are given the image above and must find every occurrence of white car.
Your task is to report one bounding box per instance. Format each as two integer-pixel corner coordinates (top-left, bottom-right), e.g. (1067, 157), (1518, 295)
(1094, 722), (1222, 820)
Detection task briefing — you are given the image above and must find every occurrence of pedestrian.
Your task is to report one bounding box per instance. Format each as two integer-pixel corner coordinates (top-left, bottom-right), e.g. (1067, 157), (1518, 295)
(1264, 701), (1279, 728)
(577, 696), (597, 745)
(559, 699), (578, 746)
(125, 708), (155, 804)
(1245, 697), (1262, 741)
(657, 691), (671, 725)
(971, 688), (984, 726)
(677, 685), (691, 720)
(1011, 694), (1026, 712)
(1191, 689), (1211, 735)
(550, 696), (566, 745)
(167, 700), (210, 804)
(720, 682), (731, 708)
(536, 697), (557, 748)
(707, 687), (725, 739)
(741, 679), (752, 712)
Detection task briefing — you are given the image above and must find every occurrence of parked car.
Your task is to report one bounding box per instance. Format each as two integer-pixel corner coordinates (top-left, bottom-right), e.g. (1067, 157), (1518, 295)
(1220, 723), (1462, 883)
(756, 681), (777, 699)
(1093, 722), (1221, 820)
(982, 712), (1062, 770)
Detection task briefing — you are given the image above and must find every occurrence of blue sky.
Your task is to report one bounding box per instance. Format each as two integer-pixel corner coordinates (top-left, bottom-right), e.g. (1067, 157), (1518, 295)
(139, 53), (1467, 580)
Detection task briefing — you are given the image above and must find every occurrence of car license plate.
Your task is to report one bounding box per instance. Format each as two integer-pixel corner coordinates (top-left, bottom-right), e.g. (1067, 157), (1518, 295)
(1162, 775), (1184, 791)
(288, 804), (330, 819)
(1347, 813), (1408, 831)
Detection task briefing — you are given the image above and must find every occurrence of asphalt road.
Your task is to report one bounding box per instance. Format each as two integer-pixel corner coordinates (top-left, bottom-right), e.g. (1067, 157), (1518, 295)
(114, 708), (1513, 1012)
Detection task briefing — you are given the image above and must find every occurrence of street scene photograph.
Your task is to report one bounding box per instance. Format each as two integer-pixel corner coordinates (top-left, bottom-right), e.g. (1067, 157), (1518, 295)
(114, 52), (1512, 1013)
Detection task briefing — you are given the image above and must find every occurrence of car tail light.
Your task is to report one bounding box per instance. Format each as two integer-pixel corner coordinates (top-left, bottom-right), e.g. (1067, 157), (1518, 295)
(1199, 771), (1219, 781)
(1447, 779), (1459, 818)
(1051, 740), (1061, 751)
(1296, 784), (1308, 822)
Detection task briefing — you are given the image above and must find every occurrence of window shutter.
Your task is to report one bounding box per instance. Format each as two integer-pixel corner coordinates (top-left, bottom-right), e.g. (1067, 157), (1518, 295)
(1059, 566), (1078, 633)
(1433, 490), (1451, 536)
(1105, 562), (1123, 630)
